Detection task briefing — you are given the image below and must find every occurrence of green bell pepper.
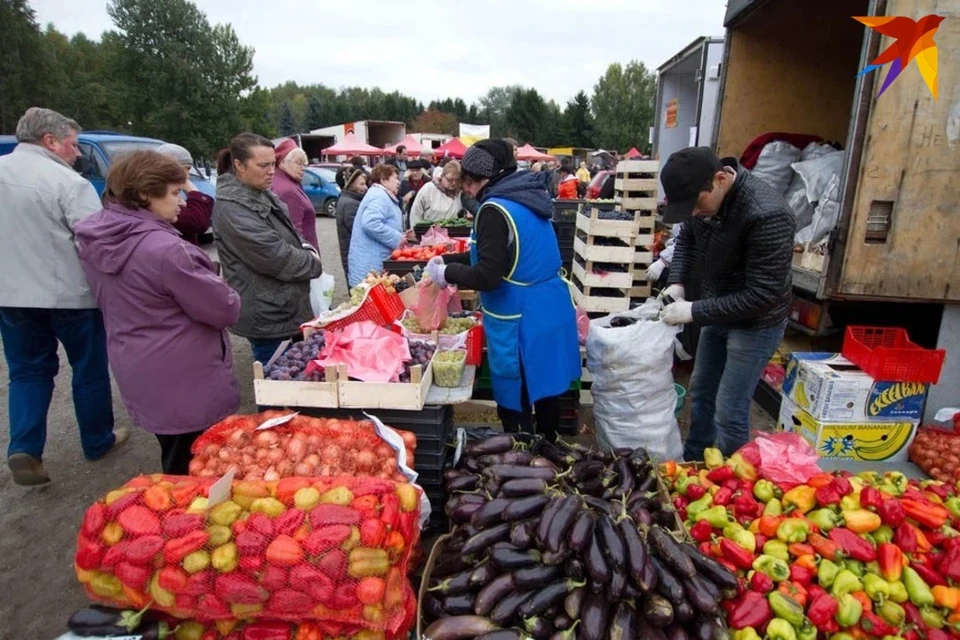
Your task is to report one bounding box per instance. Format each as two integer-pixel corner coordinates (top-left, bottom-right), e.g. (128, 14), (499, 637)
(864, 573), (891, 603)
(920, 606), (945, 630)
(768, 592), (805, 628)
(878, 600), (905, 627)
(888, 581), (908, 604)
(687, 495), (714, 519)
(767, 618), (797, 640)
(873, 525), (894, 544)
(724, 525), (756, 553)
(763, 540), (790, 562)
(841, 494), (862, 512)
(902, 566), (935, 607)
(831, 570), (864, 598)
(703, 448), (725, 469)
(797, 621), (817, 640)
(884, 472), (908, 495)
(764, 499), (784, 516)
(818, 559), (840, 589)
(754, 479), (776, 503)
(830, 634), (855, 640)
(844, 560), (865, 577)
(807, 509), (841, 532)
(732, 628), (761, 640)
(945, 497), (960, 519)
(836, 593), (863, 627)
(776, 518), (810, 543)
(865, 561), (881, 576)
(752, 554), (791, 582)
(696, 505), (731, 528)
(676, 474), (701, 497)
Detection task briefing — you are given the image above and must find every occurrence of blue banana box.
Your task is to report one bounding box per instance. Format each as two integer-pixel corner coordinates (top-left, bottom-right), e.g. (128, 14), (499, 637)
(781, 352), (927, 422)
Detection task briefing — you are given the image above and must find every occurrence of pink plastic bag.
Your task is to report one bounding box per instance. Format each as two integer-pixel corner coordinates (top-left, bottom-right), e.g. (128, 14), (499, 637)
(738, 432), (822, 485)
(421, 225), (452, 247)
(312, 321), (411, 382)
(413, 280), (456, 331)
(576, 307), (590, 344)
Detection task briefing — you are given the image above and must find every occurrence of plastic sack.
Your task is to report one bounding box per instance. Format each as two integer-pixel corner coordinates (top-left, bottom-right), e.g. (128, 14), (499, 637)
(792, 150), (845, 203)
(419, 225), (452, 247)
(806, 173), (841, 245)
(314, 321), (411, 383)
(585, 299), (684, 460)
(751, 141), (801, 196)
(189, 411), (417, 482)
(310, 273), (336, 316)
(75, 474), (421, 629)
(576, 306), (590, 345)
(737, 432), (822, 485)
(412, 280), (454, 332)
(785, 174), (815, 237)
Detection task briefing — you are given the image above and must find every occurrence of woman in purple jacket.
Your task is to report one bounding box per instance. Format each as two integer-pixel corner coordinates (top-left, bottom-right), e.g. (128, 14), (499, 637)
(76, 150), (242, 474)
(272, 139), (319, 249)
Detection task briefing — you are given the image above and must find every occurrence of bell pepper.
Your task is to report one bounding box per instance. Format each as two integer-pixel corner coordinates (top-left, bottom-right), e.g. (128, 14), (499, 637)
(769, 591), (806, 628)
(859, 487), (884, 511)
(887, 580), (908, 604)
(687, 495), (714, 520)
(734, 495), (763, 523)
(783, 486), (817, 514)
(265, 535), (304, 567)
(877, 600), (905, 628)
(863, 574), (891, 603)
(877, 499), (905, 528)
(818, 559), (840, 588)
(931, 585), (960, 611)
(794, 555), (817, 573)
(836, 593), (864, 627)
(753, 554), (791, 582)
(707, 465), (736, 483)
(116, 505), (162, 537)
(767, 618), (797, 640)
(209, 500), (243, 527)
(807, 593), (840, 628)
(840, 494), (861, 512)
(831, 570), (864, 598)
(828, 528), (877, 562)
(348, 548), (389, 578)
(183, 550), (210, 574)
(944, 496), (960, 519)
(751, 571), (775, 593)
(704, 448), (725, 469)
(872, 525), (894, 544)
(148, 572), (176, 608)
(816, 484), (843, 507)
(690, 519), (714, 543)
(687, 483), (707, 501)
(753, 480), (776, 503)
(164, 530), (209, 564)
(902, 566), (935, 606)
(842, 509), (882, 534)
(901, 499), (949, 529)
(920, 606), (945, 630)
(732, 629), (761, 640)
(90, 573), (124, 599)
(250, 497), (286, 517)
(876, 543), (903, 582)
(764, 500), (784, 517)
(697, 505), (732, 529)
(790, 564), (814, 587)
(859, 610), (898, 637)
(884, 472), (909, 495)
(211, 542), (238, 573)
(893, 522), (918, 553)
(843, 560), (865, 577)
(757, 516), (784, 538)
(100, 522), (124, 546)
(724, 525), (757, 553)
(764, 539), (790, 562)
(777, 519), (810, 543)
(728, 590), (773, 630)
(807, 509), (841, 533)
(395, 484), (418, 512)
(796, 621), (816, 640)
(808, 533), (841, 562)
(714, 487), (735, 507)
(676, 474), (698, 496)
(942, 546), (960, 583)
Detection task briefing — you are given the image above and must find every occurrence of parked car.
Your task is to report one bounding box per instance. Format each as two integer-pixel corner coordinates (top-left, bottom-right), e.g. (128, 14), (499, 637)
(302, 166), (341, 216)
(586, 169), (615, 200)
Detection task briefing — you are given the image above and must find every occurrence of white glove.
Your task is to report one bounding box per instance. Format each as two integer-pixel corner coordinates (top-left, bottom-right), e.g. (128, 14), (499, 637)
(660, 299), (694, 325)
(660, 283), (685, 301)
(425, 256), (448, 287)
(645, 259), (667, 282)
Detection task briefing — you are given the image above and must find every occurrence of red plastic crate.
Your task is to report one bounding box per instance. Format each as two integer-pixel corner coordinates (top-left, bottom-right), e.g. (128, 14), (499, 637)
(314, 283), (406, 332)
(841, 325), (946, 384)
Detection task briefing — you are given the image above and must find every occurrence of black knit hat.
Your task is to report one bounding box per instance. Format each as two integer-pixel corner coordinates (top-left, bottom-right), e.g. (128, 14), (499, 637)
(462, 139), (517, 179)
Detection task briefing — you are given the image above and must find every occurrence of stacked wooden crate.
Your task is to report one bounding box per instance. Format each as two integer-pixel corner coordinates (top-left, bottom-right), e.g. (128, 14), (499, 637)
(616, 160), (659, 302)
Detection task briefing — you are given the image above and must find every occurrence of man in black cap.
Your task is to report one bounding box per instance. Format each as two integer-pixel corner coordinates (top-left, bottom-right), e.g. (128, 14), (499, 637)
(398, 159), (430, 221)
(659, 146), (794, 461)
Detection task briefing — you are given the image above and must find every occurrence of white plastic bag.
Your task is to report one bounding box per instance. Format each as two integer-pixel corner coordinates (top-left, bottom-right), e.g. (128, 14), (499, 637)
(806, 174), (841, 245)
(792, 150), (845, 203)
(309, 272), (335, 316)
(785, 174), (815, 236)
(586, 300), (684, 460)
(751, 141), (801, 196)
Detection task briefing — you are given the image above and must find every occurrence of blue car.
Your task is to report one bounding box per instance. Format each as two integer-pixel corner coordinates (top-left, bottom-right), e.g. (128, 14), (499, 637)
(302, 166), (341, 217)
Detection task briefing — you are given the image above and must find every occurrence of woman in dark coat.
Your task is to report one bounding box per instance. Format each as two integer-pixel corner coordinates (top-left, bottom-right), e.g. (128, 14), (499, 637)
(335, 166), (368, 276)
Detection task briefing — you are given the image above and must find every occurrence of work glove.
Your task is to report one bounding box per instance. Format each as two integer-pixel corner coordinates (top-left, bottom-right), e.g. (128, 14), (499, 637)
(660, 299), (694, 326)
(645, 259), (667, 282)
(659, 283), (685, 302)
(425, 256), (448, 287)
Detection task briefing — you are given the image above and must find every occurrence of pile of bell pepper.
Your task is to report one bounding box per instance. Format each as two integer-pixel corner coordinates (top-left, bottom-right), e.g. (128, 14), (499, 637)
(75, 474), (420, 631)
(663, 449), (960, 640)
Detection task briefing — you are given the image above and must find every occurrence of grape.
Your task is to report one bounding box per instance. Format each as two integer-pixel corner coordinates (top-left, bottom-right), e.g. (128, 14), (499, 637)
(433, 349), (466, 387)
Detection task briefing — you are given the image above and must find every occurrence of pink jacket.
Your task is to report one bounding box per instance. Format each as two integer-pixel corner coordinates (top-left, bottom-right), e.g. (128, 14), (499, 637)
(272, 169), (319, 249)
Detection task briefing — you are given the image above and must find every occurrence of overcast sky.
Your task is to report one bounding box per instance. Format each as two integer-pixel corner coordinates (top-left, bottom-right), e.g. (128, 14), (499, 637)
(32, 0), (727, 105)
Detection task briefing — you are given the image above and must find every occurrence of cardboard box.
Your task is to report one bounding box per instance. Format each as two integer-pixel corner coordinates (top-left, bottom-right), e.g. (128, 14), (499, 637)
(781, 352), (928, 422)
(778, 397), (918, 463)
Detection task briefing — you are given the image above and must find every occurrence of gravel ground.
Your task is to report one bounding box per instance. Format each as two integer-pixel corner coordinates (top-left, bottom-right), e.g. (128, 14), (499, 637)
(0, 216), (775, 638)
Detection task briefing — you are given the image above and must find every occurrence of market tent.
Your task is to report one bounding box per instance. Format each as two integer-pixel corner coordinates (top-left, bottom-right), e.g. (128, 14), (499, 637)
(625, 147), (643, 159)
(434, 137), (468, 159)
(321, 133), (385, 157)
(516, 143), (555, 161)
(383, 135), (424, 157)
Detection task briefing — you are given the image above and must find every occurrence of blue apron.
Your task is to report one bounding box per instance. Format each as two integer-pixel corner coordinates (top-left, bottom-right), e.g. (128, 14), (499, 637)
(471, 197), (581, 411)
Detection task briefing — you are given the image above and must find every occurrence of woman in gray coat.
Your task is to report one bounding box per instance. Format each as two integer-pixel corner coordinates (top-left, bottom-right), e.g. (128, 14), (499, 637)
(212, 133), (323, 365)
(335, 166), (368, 277)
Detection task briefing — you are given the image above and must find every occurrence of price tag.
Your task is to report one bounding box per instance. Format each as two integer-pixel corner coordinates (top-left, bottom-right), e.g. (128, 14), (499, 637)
(453, 428), (466, 467)
(256, 412), (299, 430)
(207, 467), (236, 507)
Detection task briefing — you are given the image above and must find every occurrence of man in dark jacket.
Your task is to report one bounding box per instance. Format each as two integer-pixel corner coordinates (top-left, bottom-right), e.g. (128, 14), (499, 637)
(658, 146), (794, 460)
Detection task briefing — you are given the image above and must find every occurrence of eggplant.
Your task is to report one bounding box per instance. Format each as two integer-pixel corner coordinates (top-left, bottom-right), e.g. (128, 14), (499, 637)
(638, 628), (669, 640)
(542, 543), (571, 566)
(636, 470), (658, 494)
(536, 497), (564, 546)
(643, 594), (675, 628)
(674, 600), (695, 623)
(471, 498), (513, 528)
(460, 523), (482, 539)
(462, 523), (512, 556)
(651, 556), (685, 606)
(683, 574), (720, 614)
(447, 475), (480, 492)
(490, 589), (536, 625)
(510, 519), (537, 548)
(423, 615), (501, 640)
(430, 567), (476, 595)
(499, 477), (549, 497)
(630, 506), (654, 527)
(564, 557), (586, 580)
(503, 494), (550, 522)
(484, 464), (556, 482)
(67, 606), (173, 640)
(477, 632), (525, 640)
(445, 468), (468, 480)
(613, 457), (635, 498)
(580, 591), (610, 640)
(584, 528), (611, 586)
(466, 434), (516, 456)
(524, 616), (556, 640)
(529, 456), (558, 469)
(490, 545), (541, 570)
(638, 556), (659, 592)
(443, 593), (478, 616)
(554, 614), (573, 631)
(463, 456), (481, 473)
(578, 475), (606, 497)
(682, 545), (738, 590)
(479, 451), (532, 466)
(567, 510), (595, 552)
(433, 553), (469, 578)
(692, 617), (726, 640)
(514, 564), (562, 589)
(546, 495), (581, 553)
(68, 606), (125, 631)
(570, 459), (605, 483)
(470, 561), (499, 588)
(596, 513), (626, 570)
(608, 600), (637, 640)
(619, 515), (648, 587)
(667, 624), (692, 640)
(423, 594), (445, 620)
(582, 495), (618, 515)
(446, 536), (467, 554)
(614, 447), (633, 457)
(518, 580), (579, 617)
(532, 439), (570, 466)
(607, 567), (627, 600)
(628, 446), (651, 471)
(564, 586), (586, 619)
(648, 526), (696, 579)
(475, 573), (516, 616)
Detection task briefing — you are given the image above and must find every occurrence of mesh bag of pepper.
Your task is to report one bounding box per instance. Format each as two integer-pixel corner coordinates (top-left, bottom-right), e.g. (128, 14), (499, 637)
(74, 474), (422, 630)
(188, 412), (417, 482)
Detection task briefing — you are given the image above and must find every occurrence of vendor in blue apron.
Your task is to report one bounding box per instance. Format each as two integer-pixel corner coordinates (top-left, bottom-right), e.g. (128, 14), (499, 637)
(424, 139), (581, 439)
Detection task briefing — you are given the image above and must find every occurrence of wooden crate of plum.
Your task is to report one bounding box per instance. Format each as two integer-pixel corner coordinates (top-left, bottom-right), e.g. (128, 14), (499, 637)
(337, 339), (437, 411)
(573, 231), (636, 264)
(253, 330), (340, 408)
(614, 159), (659, 212)
(576, 205), (650, 239)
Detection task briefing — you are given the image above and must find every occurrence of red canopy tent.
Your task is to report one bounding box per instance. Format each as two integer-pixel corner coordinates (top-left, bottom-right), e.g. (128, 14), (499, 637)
(321, 133), (385, 157)
(434, 137), (468, 159)
(625, 147), (643, 159)
(382, 134), (424, 157)
(516, 143), (554, 162)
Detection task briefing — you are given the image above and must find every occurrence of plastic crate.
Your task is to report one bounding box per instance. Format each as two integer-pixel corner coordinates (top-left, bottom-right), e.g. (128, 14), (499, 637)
(413, 223), (471, 239)
(842, 326), (946, 383)
(553, 222), (576, 243)
(308, 283), (405, 332)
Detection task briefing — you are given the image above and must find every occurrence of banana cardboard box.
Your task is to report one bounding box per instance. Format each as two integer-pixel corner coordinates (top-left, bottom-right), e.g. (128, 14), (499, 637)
(781, 352), (927, 422)
(778, 396), (918, 462)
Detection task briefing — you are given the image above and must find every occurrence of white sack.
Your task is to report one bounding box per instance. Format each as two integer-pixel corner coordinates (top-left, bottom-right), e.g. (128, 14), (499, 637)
(751, 141), (801, 196)
(792, 150), (845, 203)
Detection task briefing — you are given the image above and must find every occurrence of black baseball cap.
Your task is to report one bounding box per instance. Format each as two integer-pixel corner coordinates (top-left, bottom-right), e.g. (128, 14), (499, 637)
(660, 147), (722, 223)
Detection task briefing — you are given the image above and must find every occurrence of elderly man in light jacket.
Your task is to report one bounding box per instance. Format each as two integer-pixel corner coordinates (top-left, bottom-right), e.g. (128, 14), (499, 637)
(0, 107), (128, 486)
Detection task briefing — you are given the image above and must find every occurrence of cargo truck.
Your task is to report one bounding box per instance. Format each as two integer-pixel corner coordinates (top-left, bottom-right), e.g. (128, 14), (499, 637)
(309, 120), (406, 152)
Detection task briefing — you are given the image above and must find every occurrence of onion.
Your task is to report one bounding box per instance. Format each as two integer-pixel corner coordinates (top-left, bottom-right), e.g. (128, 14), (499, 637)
(266, 448), (285, 464)
(188, 459), (205, 475)
(263, 466), (280, 482)
(305, 453), (321, 467)
(276, 460), (293, 476)
(218, 447), (234, 461)
(400, 431), (417, 449)
(355, 450), (375, 471)
(228, 430), (250, 447)
(246, 469), (264, 481)
(255, 431), (279, 447)
(321, 444), (342, 463)
(287, 437), (306, 462)
(375, 444), (391, 458)
(306, 435), (320, 449)
(198, 469), (215, 477)
(294, 462), (315, 477)
(202, 444), (220, 458)
(255, 448), (268, 461)
(205, 456), (219, 470)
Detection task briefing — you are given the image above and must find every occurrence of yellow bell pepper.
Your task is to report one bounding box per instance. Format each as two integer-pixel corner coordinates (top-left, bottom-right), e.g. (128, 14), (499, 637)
(842, 509), (882, 534)
(782, 485), (816, 514)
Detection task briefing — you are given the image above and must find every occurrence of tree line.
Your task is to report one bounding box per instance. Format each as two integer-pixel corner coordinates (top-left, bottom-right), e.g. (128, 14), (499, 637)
(2, 0), (657, 159)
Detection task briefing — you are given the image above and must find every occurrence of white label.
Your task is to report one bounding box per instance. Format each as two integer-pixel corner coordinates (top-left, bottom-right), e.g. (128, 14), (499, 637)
(256, 412), (299, 430)
(936, 407), (960, 422)
(453, 428), (466, 467)
(363, 412), (432, 526)
(207, 468), (236, 507)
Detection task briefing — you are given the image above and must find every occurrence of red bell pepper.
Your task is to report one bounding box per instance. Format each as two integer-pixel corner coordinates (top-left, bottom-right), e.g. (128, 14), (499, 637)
(722, 479), (741, 492)
(261, 566), (288, 592)
(903, 602), (924, 627)
(163, 530), (209, 564)
(815, 484), (842, 506)
(925, 528), (947, 548)
(673, 495), (689, 511)
(239, 621), (292, 640)
(878, 499), (906, 527)
(911, 561), (947, 587)
(247, 513), (275, 537)
(806, 593), (839, 627)
(332, 582), (359, 610)
(894, 522), (919, 553)
(197, 593), (231, 618)
(727, 591), (772, 630)
(927, 630), (951, 640)
(789, 564), (814, 586)
(859, 610), (899, 637)
(807, 585), (827, 601)
(750, 571), (774, 593)
(829, 527), (877, 562)
(860, 486), (884, 510)
(379, 494), (400, 531)
(833, 476), (853, 496)
(116, 505), (162, 537)
(124, 535), (165, 565)
(81, 503), (106, 538)
(720, 538), (755, 570)
(162, 510), (205, 538)
(75, 536), (105, 572)
(713, 487), (734, 507)
(309, 504), (362, 528)
(901, 499), (949, 529)
(733, 494), (762, 521)
(686, 483), (706, 501)
(267, 589), (314, 615)
(877, 543), (903, 582)
(235, 530), (268, 557)
(115, 561), (151, 591)
(101, 542), (128, 569)
(274, 509), (306, 538)
(317, 549), (347, 580)
(215, 573), (268, 605)
(239, 554), (264, 573)
(707, 466), (736, 483)
(690, 520), (713, 543)
(184, 570), (214, 597)
(303, 525), (352, 556)
(924, 483), (950, 501)
(754, 534), (769, 550)
(157, 566), (189, 593)
(808, 532), (842, 562)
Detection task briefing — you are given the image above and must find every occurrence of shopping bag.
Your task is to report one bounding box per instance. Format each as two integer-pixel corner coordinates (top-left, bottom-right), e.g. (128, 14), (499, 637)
(309, 272), (335, 316)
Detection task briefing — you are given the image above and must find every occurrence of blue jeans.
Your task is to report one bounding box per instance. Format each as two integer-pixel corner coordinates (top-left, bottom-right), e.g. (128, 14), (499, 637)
(249, 338), (285, 366)
(0, 307), (115, 460)
(683, 321), (786, 461)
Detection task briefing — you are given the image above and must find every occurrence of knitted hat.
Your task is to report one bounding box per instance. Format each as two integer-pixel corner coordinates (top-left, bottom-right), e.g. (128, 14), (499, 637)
(340, 167), (364, 190)
(155, 143), (193, 166)
(274, 138), (298, 164)
(461, 139), (516, 179)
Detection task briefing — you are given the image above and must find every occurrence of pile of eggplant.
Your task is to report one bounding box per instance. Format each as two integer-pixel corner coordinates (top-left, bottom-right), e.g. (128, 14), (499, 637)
(422, 435), (734, 640)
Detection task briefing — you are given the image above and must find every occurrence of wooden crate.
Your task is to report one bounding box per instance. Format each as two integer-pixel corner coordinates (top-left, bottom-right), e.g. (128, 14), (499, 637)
(630, 283), (653, 299)
(337, 360), (434, 411)
(615, 159), (659, 212)
(575, 206), (642, 239)
(572, 257), (635, 290)
(572, 273), (631, 314)
(253, 359), (340, 408)
(574, 233), (636, 264)
(417, 535), (451, 639)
